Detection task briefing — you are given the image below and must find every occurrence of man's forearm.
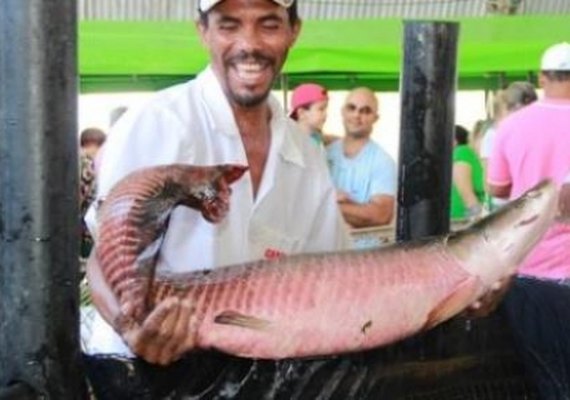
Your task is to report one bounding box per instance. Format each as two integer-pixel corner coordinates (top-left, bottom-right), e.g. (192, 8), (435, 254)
(339, 202), (393, 228)
(488, 183), (511, 199)
(86, 251), (121, 327)
(339, 202), (367, 227)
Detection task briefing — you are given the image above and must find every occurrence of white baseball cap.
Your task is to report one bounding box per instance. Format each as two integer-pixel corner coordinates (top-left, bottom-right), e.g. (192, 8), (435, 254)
(199, 0), (294, 12)
(540, 42), (570, 71)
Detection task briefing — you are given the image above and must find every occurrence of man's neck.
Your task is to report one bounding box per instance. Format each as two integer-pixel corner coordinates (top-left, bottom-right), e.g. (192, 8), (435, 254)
(232, 102), (272, 139)
(232, 102), (273, 198)
(343, 135), (369, 158)
(544, 82), (570, 100)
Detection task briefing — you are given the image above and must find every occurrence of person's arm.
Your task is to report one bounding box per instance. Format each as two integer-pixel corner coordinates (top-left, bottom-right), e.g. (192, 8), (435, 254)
(86, 251), (193, 365)
(453, 162), (482, 216)
(339, 194), (394, 228)
(488, 182), (512, 199)
(486, 123), (513, 200)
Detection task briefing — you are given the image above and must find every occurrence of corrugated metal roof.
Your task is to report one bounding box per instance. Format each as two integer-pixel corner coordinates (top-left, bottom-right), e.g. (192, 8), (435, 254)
(79, 0), (570, 21)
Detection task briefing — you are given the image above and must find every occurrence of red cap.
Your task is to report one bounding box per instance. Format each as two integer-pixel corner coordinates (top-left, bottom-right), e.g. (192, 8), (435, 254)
(289, 83), (328, 117)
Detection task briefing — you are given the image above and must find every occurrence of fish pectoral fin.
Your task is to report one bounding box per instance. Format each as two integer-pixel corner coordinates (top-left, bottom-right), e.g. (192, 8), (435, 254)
(423, 276), (480, 331)
(214, 310), (271, 331)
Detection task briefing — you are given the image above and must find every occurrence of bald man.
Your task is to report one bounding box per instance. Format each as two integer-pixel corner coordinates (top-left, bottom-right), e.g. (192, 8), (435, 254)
(326, 87), (397, 231)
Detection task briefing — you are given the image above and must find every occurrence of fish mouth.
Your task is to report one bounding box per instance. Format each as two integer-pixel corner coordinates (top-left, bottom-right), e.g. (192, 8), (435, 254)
(201, 197), (230, 224)
(221, 165), (248, 185)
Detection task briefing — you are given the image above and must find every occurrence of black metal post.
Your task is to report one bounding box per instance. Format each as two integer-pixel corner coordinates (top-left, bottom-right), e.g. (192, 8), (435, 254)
(0, 383), (36, 400)
(0, 1), (83, 398)
(396, 21), (459, 242)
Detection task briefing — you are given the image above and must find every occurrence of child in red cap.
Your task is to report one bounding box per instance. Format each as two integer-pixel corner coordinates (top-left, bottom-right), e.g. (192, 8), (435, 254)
(289, 83), (329, 148)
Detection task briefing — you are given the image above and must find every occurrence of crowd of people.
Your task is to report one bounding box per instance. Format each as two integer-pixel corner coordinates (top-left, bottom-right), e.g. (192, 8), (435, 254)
(75, 0), (569, 370)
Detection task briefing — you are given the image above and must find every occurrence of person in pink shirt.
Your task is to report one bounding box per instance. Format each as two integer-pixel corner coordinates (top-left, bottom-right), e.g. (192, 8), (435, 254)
(488, 45), (570, 398)
(487, 42), (570, 280)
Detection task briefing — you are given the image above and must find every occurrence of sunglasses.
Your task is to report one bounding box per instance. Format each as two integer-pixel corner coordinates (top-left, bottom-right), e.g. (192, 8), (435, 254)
(344, 103), (375, 116)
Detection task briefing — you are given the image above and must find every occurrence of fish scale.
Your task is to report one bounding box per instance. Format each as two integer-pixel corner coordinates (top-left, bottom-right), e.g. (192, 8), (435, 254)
(95, 164), (558, 360)
(143, 247), (470, 358)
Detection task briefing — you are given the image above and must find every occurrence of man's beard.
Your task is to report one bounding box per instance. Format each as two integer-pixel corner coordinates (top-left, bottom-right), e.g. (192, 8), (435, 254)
(230, 87), (273, 107)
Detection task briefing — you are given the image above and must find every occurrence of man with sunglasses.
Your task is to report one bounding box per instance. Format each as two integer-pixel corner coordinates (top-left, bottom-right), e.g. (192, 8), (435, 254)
(84, 0), (351, 365)
(327, 87), (397, 235)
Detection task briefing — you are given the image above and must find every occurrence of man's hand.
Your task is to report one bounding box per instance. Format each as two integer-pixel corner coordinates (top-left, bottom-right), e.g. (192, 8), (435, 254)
(336, 190), (351, 204)
(464, 276), (514, 318)
(87, 251), (193, 365)
(115, 298), (194, 366)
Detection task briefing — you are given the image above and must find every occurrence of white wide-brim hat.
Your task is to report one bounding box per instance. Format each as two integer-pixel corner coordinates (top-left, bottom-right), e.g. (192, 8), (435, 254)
(199, 0), (294, 12)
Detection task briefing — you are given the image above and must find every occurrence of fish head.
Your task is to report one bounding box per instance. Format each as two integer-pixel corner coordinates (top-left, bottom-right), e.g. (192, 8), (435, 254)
(448, 179), (558, 284)
(196, 164), (248, 223)
(219, 164), (249, 185)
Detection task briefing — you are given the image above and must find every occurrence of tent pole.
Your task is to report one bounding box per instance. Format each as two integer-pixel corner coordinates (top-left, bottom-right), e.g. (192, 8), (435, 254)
(0, 0), (84, 398)
(396, 21), (459, 242)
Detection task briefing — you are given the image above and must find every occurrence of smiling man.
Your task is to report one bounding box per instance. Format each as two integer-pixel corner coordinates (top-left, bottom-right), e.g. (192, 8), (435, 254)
(84, 0), (352, 365)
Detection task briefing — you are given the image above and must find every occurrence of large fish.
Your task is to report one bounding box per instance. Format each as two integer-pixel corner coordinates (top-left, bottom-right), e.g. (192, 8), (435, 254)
(95, 164), (558, 359)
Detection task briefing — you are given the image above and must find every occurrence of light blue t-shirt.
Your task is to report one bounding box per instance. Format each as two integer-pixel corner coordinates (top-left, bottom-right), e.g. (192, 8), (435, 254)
(327, 139), (397, 203)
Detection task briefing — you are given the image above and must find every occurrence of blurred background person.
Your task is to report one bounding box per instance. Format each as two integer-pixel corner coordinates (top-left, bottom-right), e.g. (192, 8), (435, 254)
(480, 81), (537, 211)
(450, 125), (485, 222)
(327, 87), (396, 231)
(479, 89), (507, 170)
(487, 42), (570, 280)
(109, 105), (128, 127)
(503, 81), (538, 112)
(289, 83), (329, 149)
(79, 127), (106, 343)
(487, 44), (570, 397)
(480, 81), (539, 167)
(79, 127), (106, 259)
(470, 118), (492, 157)
(94, 106), (129, 174)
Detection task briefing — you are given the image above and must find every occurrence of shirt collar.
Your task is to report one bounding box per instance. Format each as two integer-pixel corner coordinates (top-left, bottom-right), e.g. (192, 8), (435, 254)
(197, 65), (305, 168)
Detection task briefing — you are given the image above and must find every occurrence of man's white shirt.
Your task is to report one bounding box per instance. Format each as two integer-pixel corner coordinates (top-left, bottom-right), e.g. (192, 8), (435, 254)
(84, 66), (351, 355)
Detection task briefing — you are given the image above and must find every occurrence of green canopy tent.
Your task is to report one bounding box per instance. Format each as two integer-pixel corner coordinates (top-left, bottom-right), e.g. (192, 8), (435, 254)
(80, 15), (570, 93)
